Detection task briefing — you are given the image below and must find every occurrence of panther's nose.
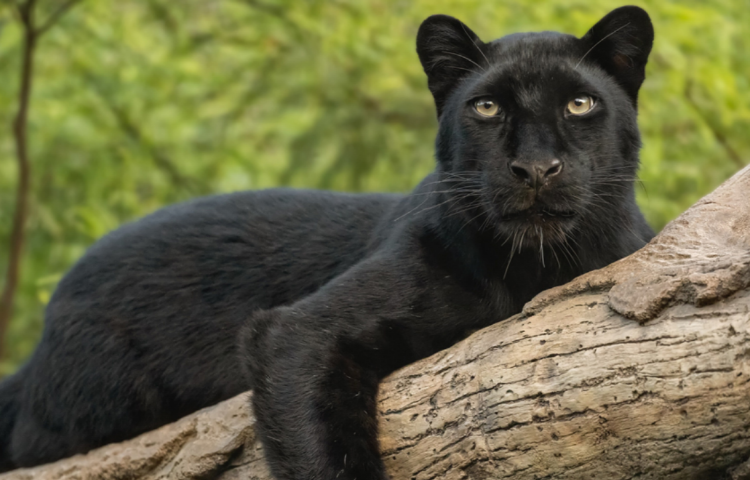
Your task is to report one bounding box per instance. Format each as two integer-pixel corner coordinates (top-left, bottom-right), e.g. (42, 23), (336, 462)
(509, 158), (562, 189)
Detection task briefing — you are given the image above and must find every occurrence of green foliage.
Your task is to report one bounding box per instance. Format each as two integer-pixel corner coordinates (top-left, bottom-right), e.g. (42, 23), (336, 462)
(0, 0), (748, 374)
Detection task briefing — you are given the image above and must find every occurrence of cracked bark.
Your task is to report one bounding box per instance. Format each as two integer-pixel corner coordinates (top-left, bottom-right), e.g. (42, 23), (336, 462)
(2, 165), (749, 480)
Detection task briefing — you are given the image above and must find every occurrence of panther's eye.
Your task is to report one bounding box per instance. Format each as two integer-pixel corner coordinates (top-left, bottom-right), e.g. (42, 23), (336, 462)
(474, 98), (499, 117)
(566, 96), (595, 116)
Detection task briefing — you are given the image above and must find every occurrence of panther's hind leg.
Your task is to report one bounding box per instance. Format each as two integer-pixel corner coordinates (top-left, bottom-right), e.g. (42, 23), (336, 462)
(9, 411), (92, 469)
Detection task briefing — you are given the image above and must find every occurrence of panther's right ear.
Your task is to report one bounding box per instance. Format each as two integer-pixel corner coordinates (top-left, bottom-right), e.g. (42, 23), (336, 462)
(417, 15), (487, 118)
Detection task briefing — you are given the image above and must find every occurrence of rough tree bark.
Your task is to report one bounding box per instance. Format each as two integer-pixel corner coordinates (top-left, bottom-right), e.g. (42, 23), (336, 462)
(2, 164), (749, 480)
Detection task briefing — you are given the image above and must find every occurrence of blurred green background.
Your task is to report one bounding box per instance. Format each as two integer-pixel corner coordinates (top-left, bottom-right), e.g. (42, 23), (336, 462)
(0, 0), (748, 375)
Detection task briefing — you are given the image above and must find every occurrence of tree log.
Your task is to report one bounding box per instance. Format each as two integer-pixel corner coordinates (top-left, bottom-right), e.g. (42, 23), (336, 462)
(2, 165), (749, 480)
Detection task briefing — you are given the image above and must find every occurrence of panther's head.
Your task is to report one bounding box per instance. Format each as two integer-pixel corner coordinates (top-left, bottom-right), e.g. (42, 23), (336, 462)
(417, 6), (653, 251)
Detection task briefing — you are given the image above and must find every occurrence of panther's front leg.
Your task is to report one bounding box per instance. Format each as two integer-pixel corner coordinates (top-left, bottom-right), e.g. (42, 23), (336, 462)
(241, 254), (488, 480)
(244, 307), (391, 480)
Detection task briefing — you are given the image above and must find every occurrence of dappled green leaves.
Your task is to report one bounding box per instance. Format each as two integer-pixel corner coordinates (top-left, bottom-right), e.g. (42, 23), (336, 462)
(0, 0), (748, 373)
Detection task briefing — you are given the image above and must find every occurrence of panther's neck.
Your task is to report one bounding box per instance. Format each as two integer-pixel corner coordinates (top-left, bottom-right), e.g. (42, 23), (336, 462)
(415, 174), (645, 297)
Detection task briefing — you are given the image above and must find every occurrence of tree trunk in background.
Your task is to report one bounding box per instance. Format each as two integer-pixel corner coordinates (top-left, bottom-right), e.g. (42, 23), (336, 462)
(0, 0), (81, 362)
(2, 165), (749, 479)
(0, 1), (37, 362)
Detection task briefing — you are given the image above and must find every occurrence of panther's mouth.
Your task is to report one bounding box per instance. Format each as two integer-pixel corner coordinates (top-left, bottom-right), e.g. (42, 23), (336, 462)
(495, 205), (579, 255)
(500, 206), (577, 221)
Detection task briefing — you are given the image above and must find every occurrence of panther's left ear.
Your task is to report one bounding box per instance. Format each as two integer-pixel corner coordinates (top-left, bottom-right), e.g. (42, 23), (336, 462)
(580, 6), (654, 103)
(417, 15), (487, 118)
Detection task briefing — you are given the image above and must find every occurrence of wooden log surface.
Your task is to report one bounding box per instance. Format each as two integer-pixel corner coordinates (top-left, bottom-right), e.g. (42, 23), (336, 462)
(2, 165), (749, 480)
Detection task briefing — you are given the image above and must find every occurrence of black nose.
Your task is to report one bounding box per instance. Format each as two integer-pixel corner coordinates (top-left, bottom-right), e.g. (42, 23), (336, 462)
(509, 159), (562, 189)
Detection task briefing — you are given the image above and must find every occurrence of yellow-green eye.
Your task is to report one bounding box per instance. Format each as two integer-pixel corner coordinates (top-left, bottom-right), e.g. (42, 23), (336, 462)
(567, 96), (595, 116)
(474, 98), (499, 117)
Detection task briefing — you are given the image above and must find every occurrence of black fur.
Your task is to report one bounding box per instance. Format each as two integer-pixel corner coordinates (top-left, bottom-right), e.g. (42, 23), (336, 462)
(1, 191), (400, 469)
(0, 368), (22, 472)
(0, 6), (655, 477)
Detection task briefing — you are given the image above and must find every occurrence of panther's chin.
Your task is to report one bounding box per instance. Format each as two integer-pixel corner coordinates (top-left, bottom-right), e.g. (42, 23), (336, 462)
(494, 205), (579, 249)
(499, 206), (577, 222)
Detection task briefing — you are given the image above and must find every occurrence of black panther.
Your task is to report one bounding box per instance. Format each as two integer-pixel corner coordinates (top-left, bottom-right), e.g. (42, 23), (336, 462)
(0, 6), (654, 477)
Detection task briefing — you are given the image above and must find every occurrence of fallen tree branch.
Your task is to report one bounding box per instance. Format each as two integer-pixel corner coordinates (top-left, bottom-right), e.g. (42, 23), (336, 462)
(2, 164), (749, 480)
